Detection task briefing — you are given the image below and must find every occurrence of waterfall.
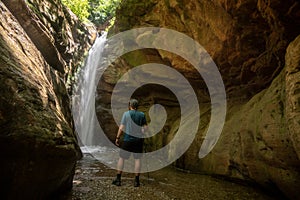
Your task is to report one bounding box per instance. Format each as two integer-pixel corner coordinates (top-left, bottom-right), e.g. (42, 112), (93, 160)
(72, 32), (107, 146)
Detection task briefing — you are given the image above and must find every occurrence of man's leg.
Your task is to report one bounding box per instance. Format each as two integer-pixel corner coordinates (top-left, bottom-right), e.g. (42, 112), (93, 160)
(117, 157), (124, 173)
(134, 158), (141, 187)
(112, 157), (124, 186)
(134, 158), (141, 175)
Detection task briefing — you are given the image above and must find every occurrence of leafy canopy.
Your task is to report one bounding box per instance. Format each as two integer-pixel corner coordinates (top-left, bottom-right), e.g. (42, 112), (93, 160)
(62, 0), (90, 21)
(62, 0), (121, 25)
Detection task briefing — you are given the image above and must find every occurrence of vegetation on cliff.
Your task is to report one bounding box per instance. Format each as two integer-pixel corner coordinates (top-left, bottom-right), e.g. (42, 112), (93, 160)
(62, 0), (121, 26)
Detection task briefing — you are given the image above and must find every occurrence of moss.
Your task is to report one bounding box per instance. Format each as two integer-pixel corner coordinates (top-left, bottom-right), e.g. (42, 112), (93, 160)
(111, 0), (158, 33)
(122, 50), (149, 67)
(118, 0), (157, 17)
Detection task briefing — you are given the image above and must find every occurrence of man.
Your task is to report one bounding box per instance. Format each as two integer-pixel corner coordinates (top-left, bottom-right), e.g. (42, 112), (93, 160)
(112, 99), (148, 187)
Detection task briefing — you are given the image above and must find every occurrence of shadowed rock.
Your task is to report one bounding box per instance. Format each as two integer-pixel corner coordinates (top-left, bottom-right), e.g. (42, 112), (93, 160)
(0, 0), (95, 199)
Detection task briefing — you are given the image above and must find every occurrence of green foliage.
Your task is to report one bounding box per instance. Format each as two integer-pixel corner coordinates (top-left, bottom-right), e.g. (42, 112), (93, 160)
(62, 0), (90, 21)
(61, 0), (121, 26)
(88, 0), (121, 26)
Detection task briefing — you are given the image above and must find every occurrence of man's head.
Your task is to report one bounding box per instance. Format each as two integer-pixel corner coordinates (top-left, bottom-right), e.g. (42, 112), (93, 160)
(129, 99), (139, 110)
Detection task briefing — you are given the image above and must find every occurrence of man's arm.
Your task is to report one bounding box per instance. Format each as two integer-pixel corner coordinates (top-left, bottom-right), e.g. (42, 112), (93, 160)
(142, 114), (148, 134)
(142, 125), (148, 134)
(115, 124), (125, 146)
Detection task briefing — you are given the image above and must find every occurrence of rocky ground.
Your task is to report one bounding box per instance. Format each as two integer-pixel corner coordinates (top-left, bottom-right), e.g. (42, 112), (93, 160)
(59, 154), (277, 200)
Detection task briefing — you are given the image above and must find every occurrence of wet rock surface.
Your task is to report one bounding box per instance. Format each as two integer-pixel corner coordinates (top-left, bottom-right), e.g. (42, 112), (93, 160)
(0, 0), (94, 199)
(97, 1), (300, 198)
(67, 154), (275, 200)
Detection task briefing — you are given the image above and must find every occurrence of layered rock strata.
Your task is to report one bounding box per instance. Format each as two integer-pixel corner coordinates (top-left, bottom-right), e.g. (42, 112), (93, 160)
(0, 0), (95, 199)
(97, 0), (300, 198)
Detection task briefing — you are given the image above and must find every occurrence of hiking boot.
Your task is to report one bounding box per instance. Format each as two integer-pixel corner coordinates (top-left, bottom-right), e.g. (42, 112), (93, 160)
(134, 177), (140, 187)
(112, 178), (121, 186)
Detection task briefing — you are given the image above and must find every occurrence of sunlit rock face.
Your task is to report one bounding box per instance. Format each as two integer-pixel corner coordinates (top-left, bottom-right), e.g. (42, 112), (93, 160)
(0, 0), (95, 199)
(97, 0), (300, 198)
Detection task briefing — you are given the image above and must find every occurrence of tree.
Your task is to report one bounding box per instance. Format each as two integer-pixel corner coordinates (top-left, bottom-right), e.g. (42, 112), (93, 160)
(61, 0), (121, 26)
(62, 0), (90, 21)
(88, 0), (121, 26)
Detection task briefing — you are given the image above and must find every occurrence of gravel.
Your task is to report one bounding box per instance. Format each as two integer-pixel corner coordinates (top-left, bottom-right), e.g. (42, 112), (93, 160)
(61, 154), (275, 200)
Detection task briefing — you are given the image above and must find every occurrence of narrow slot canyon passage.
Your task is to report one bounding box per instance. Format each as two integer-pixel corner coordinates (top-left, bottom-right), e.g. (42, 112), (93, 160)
(1, 0), (299, 199)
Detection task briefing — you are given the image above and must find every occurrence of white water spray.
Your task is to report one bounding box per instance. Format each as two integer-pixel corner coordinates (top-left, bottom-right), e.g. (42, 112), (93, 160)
(72, 33), (107, 146)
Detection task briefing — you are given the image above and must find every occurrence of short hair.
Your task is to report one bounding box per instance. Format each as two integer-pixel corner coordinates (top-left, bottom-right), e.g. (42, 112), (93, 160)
(129, 99), (139, 109)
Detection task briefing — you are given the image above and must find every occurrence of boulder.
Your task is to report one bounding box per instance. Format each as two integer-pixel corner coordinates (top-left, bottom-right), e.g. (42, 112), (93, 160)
(0, 0), (95, 198)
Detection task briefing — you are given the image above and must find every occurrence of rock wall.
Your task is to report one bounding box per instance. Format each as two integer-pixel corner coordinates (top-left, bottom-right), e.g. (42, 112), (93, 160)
(97, 0), (300, 198)
(0, 0), (95, 199)
(197, 39), (300, 198)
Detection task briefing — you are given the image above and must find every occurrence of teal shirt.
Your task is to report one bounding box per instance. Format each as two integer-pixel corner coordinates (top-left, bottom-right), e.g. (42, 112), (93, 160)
(121, 110), (147, 141)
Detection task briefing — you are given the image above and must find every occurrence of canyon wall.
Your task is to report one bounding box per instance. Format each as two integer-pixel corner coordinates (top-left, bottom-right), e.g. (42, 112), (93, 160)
(0, 0), (95, 199)
(97, 0), (300, 198)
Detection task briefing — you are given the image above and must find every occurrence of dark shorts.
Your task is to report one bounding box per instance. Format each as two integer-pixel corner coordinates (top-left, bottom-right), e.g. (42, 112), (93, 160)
(120, 139), (144, 159)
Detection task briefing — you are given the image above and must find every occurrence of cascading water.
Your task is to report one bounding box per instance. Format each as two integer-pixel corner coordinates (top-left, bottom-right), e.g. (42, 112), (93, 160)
(72, 32), (121, 168)
(72, 33), (107, 146)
